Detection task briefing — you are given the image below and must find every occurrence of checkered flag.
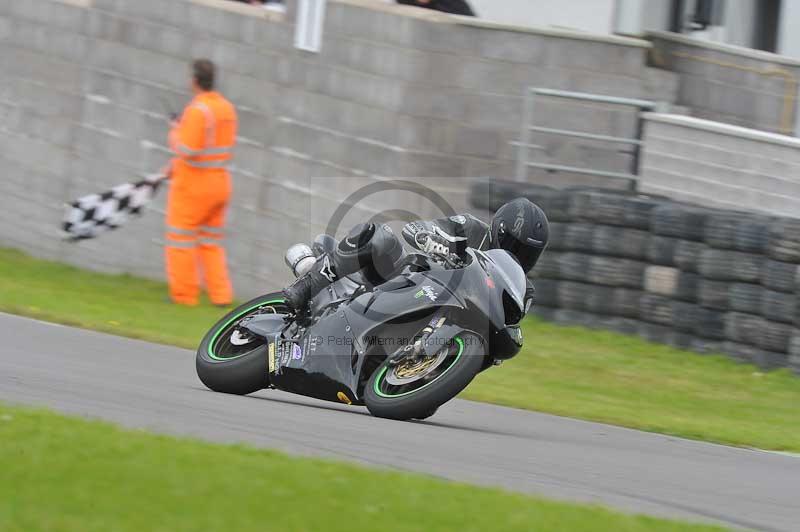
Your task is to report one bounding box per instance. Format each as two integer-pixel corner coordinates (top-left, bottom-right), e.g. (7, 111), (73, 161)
(62, 173), (167, 240)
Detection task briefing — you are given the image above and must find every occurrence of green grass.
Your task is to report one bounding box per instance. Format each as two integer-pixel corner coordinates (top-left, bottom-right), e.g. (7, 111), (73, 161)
(1, 247), (799, 451)
(0, 248), (222, 348)
(466, 323), (800, 451)
(0, 404), (725, 532)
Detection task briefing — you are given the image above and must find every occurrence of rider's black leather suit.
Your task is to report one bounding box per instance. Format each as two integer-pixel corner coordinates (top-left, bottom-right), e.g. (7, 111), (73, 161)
(283, 213), (533, 312)
(334, 213), (491, 282)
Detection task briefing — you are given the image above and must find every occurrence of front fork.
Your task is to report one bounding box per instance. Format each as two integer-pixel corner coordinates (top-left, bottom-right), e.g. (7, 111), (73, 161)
(388, 310), (447, 367)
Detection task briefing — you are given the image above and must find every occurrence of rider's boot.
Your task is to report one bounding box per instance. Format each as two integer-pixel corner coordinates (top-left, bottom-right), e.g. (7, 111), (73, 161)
(282, 254), (338, 312)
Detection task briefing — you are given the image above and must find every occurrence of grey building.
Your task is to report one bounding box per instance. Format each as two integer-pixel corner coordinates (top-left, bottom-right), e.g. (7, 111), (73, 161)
(473, 0), (794, 59)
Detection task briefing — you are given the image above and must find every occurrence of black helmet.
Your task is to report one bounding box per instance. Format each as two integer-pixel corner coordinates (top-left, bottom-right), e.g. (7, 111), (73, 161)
(490, 198), (549, 273)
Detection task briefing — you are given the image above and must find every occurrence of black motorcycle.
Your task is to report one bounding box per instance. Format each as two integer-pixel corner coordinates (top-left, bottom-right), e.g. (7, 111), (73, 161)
(196, 239), (528, 420)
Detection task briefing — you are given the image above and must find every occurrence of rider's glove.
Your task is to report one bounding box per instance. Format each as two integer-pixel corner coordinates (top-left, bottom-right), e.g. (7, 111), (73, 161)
(402, 221), (433, 250)
(420, 232), (451, 256)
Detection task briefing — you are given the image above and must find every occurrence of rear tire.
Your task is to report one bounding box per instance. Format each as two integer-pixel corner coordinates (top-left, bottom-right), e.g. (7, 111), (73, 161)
(196, 292), (288, 395)
(364, 333), (484, 421)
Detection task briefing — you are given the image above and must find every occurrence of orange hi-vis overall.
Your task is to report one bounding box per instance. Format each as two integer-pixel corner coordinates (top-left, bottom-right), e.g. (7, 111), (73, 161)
(166, 91), (237, 306)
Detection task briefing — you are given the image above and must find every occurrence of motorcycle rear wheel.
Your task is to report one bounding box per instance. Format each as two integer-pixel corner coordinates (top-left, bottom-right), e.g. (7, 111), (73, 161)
(364, 333), (484, 420)
(196, 292), (289, 395)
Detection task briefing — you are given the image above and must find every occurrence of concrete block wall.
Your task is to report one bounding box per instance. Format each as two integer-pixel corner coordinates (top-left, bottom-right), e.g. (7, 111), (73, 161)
(472, 181), (800, 374)
(317, 0), (680, 187)
(648, 31), (800, 135)
(639, 113), (800, 218)
(1, 0), (680, 299)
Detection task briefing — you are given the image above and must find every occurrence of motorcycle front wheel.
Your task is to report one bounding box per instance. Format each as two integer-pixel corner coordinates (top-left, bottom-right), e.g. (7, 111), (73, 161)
(364, 333), (484, 420)
(195, 292), (289, 395)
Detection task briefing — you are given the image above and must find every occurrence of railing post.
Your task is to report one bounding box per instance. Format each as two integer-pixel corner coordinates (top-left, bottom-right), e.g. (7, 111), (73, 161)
(629, 108), (646, 193)
(794, 83), (800, 137)
(515, 88), (535, 182)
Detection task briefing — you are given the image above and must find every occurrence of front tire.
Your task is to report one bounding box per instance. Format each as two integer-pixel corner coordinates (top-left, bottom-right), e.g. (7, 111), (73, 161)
(412, 407), (439, 420)
(196, 292), (288, 395)
(364, 333), (484, 420)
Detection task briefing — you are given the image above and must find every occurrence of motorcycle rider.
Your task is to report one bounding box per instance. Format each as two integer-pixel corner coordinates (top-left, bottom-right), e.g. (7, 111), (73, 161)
(282, 198), (549, 313)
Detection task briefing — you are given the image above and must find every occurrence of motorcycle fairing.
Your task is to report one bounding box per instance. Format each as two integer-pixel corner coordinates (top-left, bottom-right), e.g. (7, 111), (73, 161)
(271, 271), (469, 402)
(268, 309), (363, 404)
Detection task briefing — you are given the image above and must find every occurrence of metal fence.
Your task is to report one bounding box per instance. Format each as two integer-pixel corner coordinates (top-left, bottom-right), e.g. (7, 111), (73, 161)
(514, 88), (659, 191)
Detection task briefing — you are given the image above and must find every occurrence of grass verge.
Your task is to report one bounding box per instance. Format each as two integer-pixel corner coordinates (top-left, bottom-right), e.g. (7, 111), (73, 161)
(0, 404), (725, 532)
(1, 247), (799, 451)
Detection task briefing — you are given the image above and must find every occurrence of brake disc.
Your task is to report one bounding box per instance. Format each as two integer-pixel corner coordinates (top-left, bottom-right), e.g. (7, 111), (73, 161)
(385, 347), (449, 385)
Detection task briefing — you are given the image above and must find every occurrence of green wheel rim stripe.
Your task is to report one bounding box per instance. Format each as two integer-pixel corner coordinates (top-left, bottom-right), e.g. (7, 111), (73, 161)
(207, 299), (285, 361)
(373, 337), (465, 398)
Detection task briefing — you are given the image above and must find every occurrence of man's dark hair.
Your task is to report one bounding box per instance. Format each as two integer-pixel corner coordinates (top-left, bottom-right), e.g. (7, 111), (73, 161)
(192, 59), (215, 91)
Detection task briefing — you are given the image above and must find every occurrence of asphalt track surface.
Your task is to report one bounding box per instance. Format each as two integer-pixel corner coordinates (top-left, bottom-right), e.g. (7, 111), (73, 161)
(1, 313), (798, 531)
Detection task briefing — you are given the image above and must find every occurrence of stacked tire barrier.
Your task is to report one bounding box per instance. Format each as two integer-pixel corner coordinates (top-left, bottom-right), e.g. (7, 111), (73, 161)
(471, 180), (800, 374)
